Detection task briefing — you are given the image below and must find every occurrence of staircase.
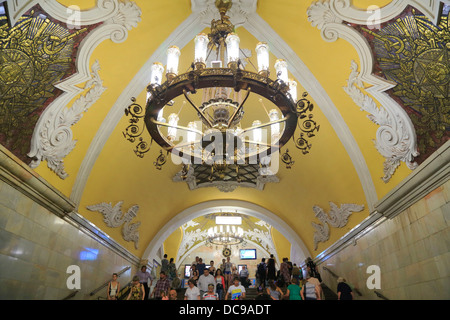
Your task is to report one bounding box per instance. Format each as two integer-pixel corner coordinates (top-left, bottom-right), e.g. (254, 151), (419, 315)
(320, 282), (337, 300)
(173, 283), (337, 300)
(244, 287), (259, 300)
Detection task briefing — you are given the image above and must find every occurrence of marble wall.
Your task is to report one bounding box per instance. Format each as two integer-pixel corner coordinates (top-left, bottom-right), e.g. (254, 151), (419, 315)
(0, 179), (139, 300)
(317, 179), (450, 300)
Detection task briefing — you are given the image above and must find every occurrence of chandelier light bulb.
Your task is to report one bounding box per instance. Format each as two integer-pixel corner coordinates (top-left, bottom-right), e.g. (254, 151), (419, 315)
(187, 121), (198, 143)
(194, 33), (208, 66)
(225, 33), (240, 66)
(269, 109), (280, 137)
(275, 59), (288, 84)
(256, 42), (270, 75)
(252, 120), (262, 143)
(157, 108), (165, 123)
(288, 79), (298, 102)
(166, 46), (181, 80)
(150, 62), (164, 86)
(168, 113), (179, 141)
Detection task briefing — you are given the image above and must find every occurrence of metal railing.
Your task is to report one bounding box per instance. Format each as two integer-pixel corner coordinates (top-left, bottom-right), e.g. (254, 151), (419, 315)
(374, 290), (389, 300)
(62, 290), (79, 300)
(322, 266), (389, 300)
(89, 266), (131, 297)
(322, 266), (362, 296)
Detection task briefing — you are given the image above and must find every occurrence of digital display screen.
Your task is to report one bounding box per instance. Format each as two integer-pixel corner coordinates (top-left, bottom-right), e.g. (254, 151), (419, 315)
(239, 249), (256, 260)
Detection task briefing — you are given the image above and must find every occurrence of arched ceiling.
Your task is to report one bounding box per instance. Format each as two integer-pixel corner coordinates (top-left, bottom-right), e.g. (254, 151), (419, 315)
(1, 0), (448, 262)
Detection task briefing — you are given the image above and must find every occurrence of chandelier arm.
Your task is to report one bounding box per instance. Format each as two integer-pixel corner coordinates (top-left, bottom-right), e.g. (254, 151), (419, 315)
(183, 89), (214, 128)
(167, 141), (197, 152)
(227, 87), (251, 128)
(150, 119), (203, 135)
(239, 117), (288, 134)
(239, 48), (258, 73)
(240, 140), (279, 149)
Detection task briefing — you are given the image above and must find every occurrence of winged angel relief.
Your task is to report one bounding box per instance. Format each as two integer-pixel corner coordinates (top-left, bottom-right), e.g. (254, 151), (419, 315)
(311, 202), (364, 250)
(87, 201), (140, 249)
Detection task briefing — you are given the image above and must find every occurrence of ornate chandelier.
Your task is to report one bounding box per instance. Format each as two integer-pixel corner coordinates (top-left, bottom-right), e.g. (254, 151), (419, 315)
(206, 224), (245, 247)
(123, 0), (319, 176)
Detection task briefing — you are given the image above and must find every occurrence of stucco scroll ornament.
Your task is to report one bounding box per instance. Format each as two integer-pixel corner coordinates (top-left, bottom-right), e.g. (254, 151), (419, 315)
(176, 221), (209, 262)
(87, 201), (141, 249)
(343, 61), (419, 182)
(311, 202), (364, 250)
(28, 61), (106, 179)
(27, 0), (142, 179)
(307, 0), (419, 182)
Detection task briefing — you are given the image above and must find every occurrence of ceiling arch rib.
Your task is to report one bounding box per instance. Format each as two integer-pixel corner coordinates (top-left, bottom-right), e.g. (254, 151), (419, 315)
(141, 200), (311, 265)
(22, 0), (142, 179)
(323, 0), (449, 26)
(242, 7), (377, 211)
(5, 0), (124, 27)
(71, 0), (378, 215)
(70, 2), (207, 206)
(175, 215), (281, 269)
(307, 0), (421, 182)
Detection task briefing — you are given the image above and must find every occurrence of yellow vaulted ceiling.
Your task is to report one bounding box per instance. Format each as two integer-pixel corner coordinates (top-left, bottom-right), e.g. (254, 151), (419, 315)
(29, 0), (415, 259)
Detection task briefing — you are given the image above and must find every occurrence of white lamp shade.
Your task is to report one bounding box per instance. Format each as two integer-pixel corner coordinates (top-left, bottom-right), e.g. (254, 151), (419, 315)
(256, 42), (270, 73)
(275, 59), (288, 83)
(288, 79), (298, 102)
(252, 120), (262, 143)
(166, 46), (181, 75)
(168, 113), (179, 140)
(225, 33), (240, 64)
(157, 108), (165, 122)
(194, 33), (209, 64)
(150, 62), (164, 85)
(187, 121), (198, 143)
(268, 109), (280, 136)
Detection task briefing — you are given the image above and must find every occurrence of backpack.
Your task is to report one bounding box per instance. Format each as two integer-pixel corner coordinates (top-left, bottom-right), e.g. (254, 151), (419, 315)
(257, 263), (265, 274)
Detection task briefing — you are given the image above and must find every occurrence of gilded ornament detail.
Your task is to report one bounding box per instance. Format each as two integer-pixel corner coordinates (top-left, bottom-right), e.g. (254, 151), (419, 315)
(359, 8), (450, 162)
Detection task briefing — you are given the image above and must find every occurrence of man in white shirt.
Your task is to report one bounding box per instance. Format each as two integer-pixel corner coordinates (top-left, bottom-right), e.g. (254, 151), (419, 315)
(184, 279), (200, 300)
(225, 278), (246, 300)
(239, 265), (249, 288)
(197, 268), (216, 297)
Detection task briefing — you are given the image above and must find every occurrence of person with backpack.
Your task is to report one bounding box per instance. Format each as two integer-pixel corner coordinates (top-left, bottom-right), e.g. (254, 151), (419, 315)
(256, 258), (267, 288)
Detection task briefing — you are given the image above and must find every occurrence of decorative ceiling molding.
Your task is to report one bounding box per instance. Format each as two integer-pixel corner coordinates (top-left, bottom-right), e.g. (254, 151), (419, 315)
(25, 0), (141, 178)
(240, 4), (378, 211)
(28, 60), (107, 179)
(173, 164), (279, 192)
(308, 0), (450, 26)
(308, 0), (446, 182)
(142, 200), (311, 264)
(71, 0), (378, 214)
(174, 216), (279, 269)
(191, 0), (257, 28)
(87, 200), (141, 249)
(343, 60), (418, 182)
(311, 202), (364, 250)
(5, 0), (127, 27)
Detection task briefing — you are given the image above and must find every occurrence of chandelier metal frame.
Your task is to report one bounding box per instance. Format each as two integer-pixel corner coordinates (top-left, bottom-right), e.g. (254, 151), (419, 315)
(123, 0), (320, 173)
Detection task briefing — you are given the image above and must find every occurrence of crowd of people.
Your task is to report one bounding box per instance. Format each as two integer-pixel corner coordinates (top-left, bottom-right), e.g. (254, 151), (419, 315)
(106, 254), (354, 300)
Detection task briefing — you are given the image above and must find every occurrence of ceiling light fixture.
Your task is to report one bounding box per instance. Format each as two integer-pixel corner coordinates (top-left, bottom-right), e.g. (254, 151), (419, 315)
(123, 0), (319, 178)
(206, 224), (245, 247)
